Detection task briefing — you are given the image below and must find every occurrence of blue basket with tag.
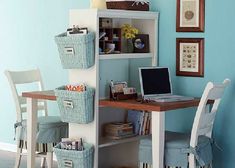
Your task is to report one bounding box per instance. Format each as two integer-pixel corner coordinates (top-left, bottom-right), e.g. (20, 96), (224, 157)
(55, 32), (95, 69)
(55, 86), (95, 124)
(54, 143), (94, 168)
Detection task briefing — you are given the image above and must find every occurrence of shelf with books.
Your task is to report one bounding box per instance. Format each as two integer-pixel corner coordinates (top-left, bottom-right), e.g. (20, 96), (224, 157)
(99, 135), (150, 148)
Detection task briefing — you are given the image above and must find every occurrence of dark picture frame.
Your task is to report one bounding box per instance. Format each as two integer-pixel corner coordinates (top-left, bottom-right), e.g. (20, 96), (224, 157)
(176, 0), (205, 32)
(176, 38), (204, 77)
(133, 34), (150, 53)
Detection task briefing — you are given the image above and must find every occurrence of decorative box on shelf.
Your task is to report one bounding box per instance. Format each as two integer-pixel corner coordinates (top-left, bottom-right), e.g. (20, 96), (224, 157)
(109, 87), (137, 100)
(106, 0), (150, 11)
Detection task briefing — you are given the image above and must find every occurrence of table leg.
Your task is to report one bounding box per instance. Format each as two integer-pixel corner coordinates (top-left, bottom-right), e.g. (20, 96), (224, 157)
(152, 112), (165, 168)
(27, 98), (37, 168)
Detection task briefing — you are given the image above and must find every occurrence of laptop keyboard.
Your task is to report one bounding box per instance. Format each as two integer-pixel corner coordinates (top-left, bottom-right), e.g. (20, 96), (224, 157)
(148, 95), (194, 102)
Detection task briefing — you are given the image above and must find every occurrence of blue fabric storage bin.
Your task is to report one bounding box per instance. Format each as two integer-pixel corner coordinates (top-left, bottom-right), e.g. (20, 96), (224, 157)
(55, 32), (95, 69)
(54, 143), (94, 168)
(139, 131), (213, 167)
(55, 86), (95, 124)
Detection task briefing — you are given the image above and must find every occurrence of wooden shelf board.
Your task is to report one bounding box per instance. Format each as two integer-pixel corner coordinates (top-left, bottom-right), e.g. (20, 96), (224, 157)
(99, 53), (153, 60)
(99, 135), (150, 148)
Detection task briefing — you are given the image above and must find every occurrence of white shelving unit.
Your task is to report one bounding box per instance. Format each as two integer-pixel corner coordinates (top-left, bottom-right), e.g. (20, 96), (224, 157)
(99, 53), (153, 60)
(99, 135), (150, 148)
(68, 9), (159, 168)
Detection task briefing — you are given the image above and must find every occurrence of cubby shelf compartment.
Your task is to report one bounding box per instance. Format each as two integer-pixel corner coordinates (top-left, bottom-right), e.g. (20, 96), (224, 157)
(99, 135), (150, 148)
(99, 53), (153, 60)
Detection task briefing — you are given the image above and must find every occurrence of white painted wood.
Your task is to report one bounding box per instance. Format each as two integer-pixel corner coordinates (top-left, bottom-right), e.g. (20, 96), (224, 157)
(4, 69), (48, 122)
(69, 10), (99, 168)
(69, 9), (159, 168)
(0, 142), (18, 152)
(14, 146), (22, 168)
(188, 79), (230, 168)
(26, 98), (37, 168)
(4, 69), (51, 168)
(40, 157), (46, 168)
(152, 112), (165, 168)
(46, 152), (53, 168)
(97, 9), (158, 20)
(99, 135), (150, 148)
(99, 53), (153, 60)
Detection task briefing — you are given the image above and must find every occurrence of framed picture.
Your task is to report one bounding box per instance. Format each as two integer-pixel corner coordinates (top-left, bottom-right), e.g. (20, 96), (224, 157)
(176, 0), (205, 32)
(133, 34), (150, 53)
(176, 38), (204, 77)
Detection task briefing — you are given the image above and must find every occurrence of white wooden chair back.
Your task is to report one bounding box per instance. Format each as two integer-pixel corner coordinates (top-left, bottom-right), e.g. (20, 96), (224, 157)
(5, 69), (48, 122)
(189, 79), (230, 168)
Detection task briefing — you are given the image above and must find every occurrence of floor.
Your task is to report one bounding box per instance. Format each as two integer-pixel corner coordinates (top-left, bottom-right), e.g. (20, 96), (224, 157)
(0, 150), (58, 168)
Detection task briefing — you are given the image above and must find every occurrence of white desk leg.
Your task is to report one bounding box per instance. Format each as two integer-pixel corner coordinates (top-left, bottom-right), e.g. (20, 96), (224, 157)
(27, 98), (37, 168)
(152, 112), (165, 168)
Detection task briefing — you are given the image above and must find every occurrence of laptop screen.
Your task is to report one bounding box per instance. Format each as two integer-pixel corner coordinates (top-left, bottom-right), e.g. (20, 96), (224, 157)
(139, 67), (172, 96)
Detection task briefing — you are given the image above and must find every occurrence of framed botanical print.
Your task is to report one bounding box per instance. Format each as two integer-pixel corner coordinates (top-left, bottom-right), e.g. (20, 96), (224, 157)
(176, 0), (205, 32)
(176, 38), (204, 77)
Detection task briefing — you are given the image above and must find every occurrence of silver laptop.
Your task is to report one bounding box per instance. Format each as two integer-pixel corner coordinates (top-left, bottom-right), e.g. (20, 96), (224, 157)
(139, 67), (194, 102)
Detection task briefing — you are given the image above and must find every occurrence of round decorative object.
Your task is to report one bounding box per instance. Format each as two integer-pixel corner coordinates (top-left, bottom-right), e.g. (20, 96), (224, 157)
(185, 10), (194, 20)
(134, 38), (145, 50)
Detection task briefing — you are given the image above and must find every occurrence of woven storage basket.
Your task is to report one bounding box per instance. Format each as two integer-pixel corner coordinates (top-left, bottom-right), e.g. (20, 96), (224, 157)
(55, 86), (95, 124)
(55, 32), (95, 69)
(54, 143), (94, 168)
(106, 0), (149, 11)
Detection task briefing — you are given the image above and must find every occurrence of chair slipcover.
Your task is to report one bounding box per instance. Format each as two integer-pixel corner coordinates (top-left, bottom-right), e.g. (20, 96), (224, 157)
(15, 116), (68, 152)
(139, 131), (213, 167)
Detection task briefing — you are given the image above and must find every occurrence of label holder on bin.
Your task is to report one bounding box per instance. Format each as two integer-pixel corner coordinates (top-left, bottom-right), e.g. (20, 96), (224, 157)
(63, 100), (74, 109)
(63, 159), (73, 167)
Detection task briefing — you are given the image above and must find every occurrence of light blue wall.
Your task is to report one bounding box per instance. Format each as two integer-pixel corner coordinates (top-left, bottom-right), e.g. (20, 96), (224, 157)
(0, 0), (88, 144)
(152, 0), (235, 168)
(0, 0), (234, 167)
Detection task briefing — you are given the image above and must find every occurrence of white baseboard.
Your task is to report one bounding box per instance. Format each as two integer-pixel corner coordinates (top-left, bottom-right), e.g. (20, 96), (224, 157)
(0, 142), (17, 152)
(0, 141), (57, 161)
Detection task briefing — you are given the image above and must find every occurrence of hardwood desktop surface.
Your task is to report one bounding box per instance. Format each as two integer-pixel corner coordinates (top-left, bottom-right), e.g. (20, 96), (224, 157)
(22, 90), (213, 112)
(22, 90), (56, 101)
(99, 98), (207, 112)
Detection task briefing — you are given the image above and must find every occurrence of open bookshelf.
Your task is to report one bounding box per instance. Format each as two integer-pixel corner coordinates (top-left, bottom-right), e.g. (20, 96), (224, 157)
(69, 9), (159, 168)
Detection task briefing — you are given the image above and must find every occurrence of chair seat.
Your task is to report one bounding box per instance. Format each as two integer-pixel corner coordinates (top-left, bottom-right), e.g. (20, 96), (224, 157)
(139, 131), (213, 167)
(18, 116), (68, 144)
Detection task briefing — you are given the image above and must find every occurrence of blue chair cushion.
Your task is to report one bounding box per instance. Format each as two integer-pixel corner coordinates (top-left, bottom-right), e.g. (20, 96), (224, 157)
(139, 131), (213, 167)
(18, 116), (68, 143)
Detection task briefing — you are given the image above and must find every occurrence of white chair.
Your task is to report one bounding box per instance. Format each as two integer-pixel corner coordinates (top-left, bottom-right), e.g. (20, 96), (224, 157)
(139, 79), (230, 168)
(5, 69), (68, 168)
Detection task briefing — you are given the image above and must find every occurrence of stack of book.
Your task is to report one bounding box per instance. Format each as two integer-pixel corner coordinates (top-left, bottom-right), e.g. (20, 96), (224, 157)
(127, 110), (151, 136)
(104, 122), (135, 140)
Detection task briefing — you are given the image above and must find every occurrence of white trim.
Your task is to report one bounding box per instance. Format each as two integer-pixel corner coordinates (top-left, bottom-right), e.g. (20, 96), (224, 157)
(99, 53), (153, 60)
(0, 142), (58, 161)
(0, 142), (17, 152)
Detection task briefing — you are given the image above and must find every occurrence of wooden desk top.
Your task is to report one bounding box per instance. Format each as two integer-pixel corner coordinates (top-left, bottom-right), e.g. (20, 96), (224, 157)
(22, 90), (213, 112)
(22, 90), (56, 101)
(99, 99), (204, 112)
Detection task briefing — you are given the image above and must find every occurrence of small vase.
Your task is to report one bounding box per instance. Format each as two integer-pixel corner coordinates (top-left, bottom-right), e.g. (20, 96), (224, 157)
(90, 0), (107, 9)
(126, 39), (134, 53)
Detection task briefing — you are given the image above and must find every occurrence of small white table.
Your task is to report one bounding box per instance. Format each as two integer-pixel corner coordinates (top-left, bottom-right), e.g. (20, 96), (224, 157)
(23, 91), (209, 168)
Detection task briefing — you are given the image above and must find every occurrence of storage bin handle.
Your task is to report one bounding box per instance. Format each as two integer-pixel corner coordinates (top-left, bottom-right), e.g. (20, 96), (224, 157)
(63, 100), (74, 109)
(63, 159), (73, 167)
(64, 47), (74, 55)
